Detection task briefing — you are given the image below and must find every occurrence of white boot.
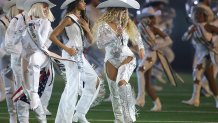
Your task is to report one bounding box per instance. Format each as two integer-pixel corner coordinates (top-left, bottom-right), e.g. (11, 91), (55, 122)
(118, 84), (136, 122)
(214, 96), (218, 108)
(73, 112), (90, 123)
(16, 100), (29, 123)
(182, 84), (201, 107)
(43, 106), (52, 116)
(107, 79), (125, 123)
(150, 97), (162, 112)
(136, 70), (145, 107)
(72, 95), (93, 123)
(33, 103), (47, 123)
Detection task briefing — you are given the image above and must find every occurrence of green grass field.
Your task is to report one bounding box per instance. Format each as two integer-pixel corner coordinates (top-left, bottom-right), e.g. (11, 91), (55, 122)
(1, 73), (218, 123)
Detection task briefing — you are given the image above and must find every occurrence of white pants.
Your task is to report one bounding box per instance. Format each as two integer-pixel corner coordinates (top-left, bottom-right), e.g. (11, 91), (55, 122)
(11, 54), (29, 123)
(24, 51), (49, 123)
(13, 52), (54, 123)
(55, 53), (99, 123)
(1, 55), (17, 123)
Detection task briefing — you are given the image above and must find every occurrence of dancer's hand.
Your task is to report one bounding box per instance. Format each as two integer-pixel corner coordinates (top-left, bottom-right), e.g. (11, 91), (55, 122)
(79, 18), (91, 33)
(65, 47), (77, 56)
(188, 25), (196, 34)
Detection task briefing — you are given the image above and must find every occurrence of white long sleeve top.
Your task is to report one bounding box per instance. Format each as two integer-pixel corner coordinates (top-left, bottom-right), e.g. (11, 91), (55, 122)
(95, 22), (144, 62)
(5, 13), (26, 55)
(20, 18), (52, 58)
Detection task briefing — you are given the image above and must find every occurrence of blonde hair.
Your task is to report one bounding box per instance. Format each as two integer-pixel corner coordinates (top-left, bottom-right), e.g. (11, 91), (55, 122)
(93, 8), (138, 44)
(28, 3), (54, 22)
(7, 5), (19, 19)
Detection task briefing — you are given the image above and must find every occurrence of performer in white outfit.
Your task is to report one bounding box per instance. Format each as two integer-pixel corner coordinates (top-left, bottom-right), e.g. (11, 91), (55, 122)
(93, 0), (145, 122)
(1, 1), (18, 122)
(50, 0), (100, 123)
(16, 0), (56, 122)
(136, 7), (173, 111)
(4, 0), (30, 122)
(182, 4), (218, 108)
(144, 0), (175, 85)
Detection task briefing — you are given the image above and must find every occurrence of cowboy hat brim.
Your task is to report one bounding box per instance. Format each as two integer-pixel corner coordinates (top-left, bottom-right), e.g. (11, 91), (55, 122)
(61, 0), (76, 9)
(3, 0), (16, 13)
(97, 0), (140, 9)
(24, 0), (56, 12)
(16, 0), (27, 10)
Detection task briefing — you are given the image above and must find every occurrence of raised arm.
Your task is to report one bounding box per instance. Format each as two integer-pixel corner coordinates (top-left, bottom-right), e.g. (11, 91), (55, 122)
(79, 18), (93, 44)
(152, 26), (172, 50)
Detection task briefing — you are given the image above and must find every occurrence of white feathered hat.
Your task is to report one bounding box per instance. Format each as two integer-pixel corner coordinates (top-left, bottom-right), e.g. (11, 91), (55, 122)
(137, 7), (161, 19)
(97, 0), (140, 9)
(3, 0), (16, 13)
(24, 0), (56, 12)
(16, 0), (27, 10)
(61, 0), (76, 9)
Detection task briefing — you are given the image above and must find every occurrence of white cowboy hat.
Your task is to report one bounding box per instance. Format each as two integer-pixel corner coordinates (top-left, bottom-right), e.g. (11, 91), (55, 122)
(16, 0), (27, 10)
(61, 0), (76, 9)
(3, 0), (16, 13)
(24, 0), (56, 12)
(97, 0), (140, 9)
(191, 3), (214, 22)
(146, 0), (169, 4)
(137, 7), (161, 19)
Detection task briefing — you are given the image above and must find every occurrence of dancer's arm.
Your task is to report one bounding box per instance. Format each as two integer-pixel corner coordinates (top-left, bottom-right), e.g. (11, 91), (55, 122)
(182, 25), (195, 41)
(152, 27), (172, 50)
(50, 17), (77, 56)
(79, 18), (93, 44)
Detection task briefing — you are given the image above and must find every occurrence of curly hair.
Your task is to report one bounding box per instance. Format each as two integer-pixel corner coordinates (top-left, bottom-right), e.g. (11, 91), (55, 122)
(93, 7), (139, 45)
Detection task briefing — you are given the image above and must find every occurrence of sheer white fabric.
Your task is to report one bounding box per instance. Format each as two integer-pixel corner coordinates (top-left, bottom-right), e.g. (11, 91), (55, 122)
(96, 22), (144, 64)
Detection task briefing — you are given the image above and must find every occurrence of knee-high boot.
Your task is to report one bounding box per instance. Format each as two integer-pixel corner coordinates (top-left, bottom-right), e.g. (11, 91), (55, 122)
(107, 78), (125, 123)
(116, 62), (136, 122)
(118, 84), (136, 123)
